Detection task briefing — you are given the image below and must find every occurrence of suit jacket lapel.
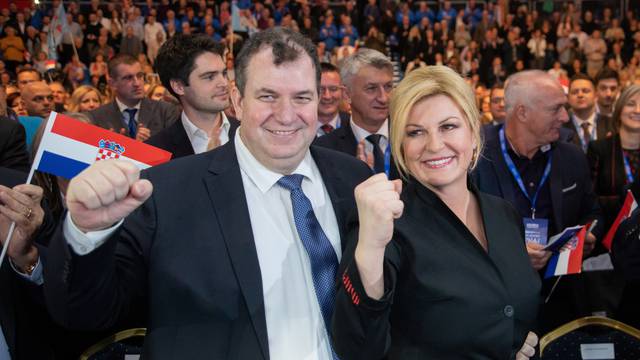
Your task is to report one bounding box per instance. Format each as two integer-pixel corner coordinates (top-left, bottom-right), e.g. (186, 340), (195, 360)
(549, 148), (564, 231)
(310, 146), (352, 249)
(171, 120), (195, 157)
(487, 139), (517, 203)
(340, 125), (358, 156)
(203, 143), (269, 360)
(110, 102), (126, 131)
(138, 99), (152, 127)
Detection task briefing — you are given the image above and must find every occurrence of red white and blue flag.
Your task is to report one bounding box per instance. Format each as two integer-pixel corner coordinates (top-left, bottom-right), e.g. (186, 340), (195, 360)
(32, 112), (171, 179)
(602, 190), (638, 251)
(545, 226), (586, 278)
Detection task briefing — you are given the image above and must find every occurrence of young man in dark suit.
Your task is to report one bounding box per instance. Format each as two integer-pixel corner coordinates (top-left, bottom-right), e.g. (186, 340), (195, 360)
(44, 27), (371, 359)
(565, 73), (615, 152)
(88, 54), (180, 141)
(145, 34), (240, 159)
(314, 48), (399, 178)
(316, 62), (350, 137)
(474, 70), (606, 333)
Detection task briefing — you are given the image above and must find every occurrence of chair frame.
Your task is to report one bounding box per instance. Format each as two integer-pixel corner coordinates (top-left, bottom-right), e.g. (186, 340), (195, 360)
(540, 316), (640, 356)
(79, 327), (147, 360)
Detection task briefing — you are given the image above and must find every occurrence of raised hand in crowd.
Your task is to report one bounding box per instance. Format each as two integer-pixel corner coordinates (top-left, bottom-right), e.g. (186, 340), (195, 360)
(356, 138), (374, 170)
(0, 184), (44, 271)
(66, 160), (152, 233)
(135, 123), (151, 142)
(353, 173), (403, 300)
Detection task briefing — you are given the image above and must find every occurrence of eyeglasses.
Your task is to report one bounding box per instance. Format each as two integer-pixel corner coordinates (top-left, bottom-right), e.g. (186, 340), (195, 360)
(320, 85), (343, 94)
(490, 97), (504, 104)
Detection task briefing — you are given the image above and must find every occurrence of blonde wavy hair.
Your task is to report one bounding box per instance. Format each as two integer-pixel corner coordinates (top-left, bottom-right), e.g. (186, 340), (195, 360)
(390, 65), (482, 179)
(67, 85), (103, 112)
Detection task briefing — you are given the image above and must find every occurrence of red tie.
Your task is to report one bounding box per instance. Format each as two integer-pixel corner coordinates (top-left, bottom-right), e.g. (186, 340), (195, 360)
(321, 124), (334, 134)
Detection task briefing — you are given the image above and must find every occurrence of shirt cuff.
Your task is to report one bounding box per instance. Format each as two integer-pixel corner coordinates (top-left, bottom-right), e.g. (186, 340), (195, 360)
(11, 256), (44, 286)
(63, 212), (123, 255)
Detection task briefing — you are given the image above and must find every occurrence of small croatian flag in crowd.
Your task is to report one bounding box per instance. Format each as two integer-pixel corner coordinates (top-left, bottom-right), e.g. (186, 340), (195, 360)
(602, 190), (638, 251)
(32, 112), (172, 179)
(544, 226), (586, 279)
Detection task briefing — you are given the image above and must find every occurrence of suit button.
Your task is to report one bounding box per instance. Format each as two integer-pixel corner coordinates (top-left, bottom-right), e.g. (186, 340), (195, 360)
(504, 305), (514, 317)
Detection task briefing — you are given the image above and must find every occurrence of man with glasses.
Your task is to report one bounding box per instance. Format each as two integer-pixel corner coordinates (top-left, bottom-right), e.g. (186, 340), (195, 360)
(88, 54), (180, 141)
(315, 48), (399, 178)
(316, 62), (349, 137)
(489, 84), (506, 125)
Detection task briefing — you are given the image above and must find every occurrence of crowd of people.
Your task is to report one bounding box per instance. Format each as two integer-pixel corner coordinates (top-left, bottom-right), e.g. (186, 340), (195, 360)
(1, 0), (640, 359)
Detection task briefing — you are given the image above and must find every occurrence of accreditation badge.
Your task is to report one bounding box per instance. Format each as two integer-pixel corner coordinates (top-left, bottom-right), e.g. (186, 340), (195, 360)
(524, 218), (549, 245)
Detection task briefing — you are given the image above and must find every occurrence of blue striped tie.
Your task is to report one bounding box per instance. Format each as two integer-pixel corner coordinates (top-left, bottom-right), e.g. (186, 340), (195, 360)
(124, 108), (138, 138)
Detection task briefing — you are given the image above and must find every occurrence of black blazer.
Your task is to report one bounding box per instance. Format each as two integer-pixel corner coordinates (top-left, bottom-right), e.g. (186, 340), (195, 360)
(145, 115), (240, 159)
(611, 207), (640, 328)
(43, 141), (372, 359)
(314, 120), (400, 179)
(563, 112), (615, 150)
(0, 116), (30, 173)
(587, 134), (630, 230)
(333, 180), (541, 359)
(88, 98), (181, 136)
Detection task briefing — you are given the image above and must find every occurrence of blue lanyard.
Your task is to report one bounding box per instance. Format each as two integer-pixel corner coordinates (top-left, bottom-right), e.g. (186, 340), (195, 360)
(622, 150), (635, 184)
(499, 127), (553, 218)
(384, 144), (391, 177)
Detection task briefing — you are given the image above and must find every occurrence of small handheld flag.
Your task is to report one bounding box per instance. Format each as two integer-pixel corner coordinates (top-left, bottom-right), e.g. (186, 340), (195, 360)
(602, 190), (638, 251)
(545, 225), (586, 279)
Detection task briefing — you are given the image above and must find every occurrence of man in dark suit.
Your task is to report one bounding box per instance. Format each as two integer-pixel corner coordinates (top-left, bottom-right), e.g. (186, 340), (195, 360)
(314, 48), (399, 179)
(88, 54), (180, 141)
(44, 27), (371, 359)
(0, 167), (55, 359)
(0, 116), (30, 172)
(474, 70), (604, 333)
(145, 34), (240, 159)
(565, 73), (615, 152)
(317, 62), (350, 137)
(594, 68), (620, 118)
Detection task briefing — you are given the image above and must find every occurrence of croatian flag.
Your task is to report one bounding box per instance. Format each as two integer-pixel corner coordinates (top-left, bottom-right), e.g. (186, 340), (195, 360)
(544, 226), (586, 279)
(602, 190), (638, 251)
(32, 112), (172, 179)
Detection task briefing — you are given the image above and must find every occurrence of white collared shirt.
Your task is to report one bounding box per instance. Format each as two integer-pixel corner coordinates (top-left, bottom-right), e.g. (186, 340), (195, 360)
(350, 117), (389, 154)
(115, 98), (141, 126)
(181, 111), (231, 154)
(315, 113), (342, 137)
(572, 110), (598, 150)
(235, 130), (339, 360)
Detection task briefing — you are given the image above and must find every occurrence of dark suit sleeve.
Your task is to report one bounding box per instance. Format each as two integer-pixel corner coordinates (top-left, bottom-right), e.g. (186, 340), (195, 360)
(332, 222), (403, 360)
(611, 208), (640, 281)
(575, 148), (605, 241)
(0, 119), (30, 173)
(43, 177), (155, 330)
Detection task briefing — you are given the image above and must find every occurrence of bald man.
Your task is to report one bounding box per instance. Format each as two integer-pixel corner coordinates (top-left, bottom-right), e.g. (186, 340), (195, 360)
(22, 81), (54, 119)
(473, 70), (606, 333)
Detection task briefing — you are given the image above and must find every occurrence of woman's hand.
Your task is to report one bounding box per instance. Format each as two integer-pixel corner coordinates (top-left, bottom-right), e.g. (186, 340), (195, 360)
(354, 174), (403, 299)
(515, 332), (538, 360)
(0, 184), (45, 271)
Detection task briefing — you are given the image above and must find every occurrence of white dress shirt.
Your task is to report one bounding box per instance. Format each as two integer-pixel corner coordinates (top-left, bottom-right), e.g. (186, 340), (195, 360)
(62, 129), (340, 359)
(572, 111), (597, 151)
(350, 117), (389, 154)
(115, 98), (141, 126)
(181, 111), (231, 154)
(315, 113), (342, 137)
(236, 130), (339, 360)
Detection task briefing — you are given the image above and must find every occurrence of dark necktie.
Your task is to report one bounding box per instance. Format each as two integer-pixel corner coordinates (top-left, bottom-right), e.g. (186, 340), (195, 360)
(320, 124), (334, 135)
(581, 122), (591, 145)
(366, 134), (386, 174)
(277, 174), (339, 342)
(124, 108), (138, 138)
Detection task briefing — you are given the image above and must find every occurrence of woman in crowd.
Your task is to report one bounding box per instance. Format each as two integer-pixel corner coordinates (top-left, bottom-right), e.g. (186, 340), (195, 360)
(66, 85), (102, 113)
(587, 85), (640, 229)
(333, 66), (540, 359)
(146, 84), (167, 101)
(7, 92), (27, 116)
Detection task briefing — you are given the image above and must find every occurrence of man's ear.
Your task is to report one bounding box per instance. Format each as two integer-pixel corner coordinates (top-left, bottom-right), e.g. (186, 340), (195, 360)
(230, 85), (243, 121)
(516, 104), (527, 123)
(170, 78), (186, 97)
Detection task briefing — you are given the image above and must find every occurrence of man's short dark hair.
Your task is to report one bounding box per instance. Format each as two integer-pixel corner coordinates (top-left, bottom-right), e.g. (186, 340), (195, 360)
(108, 54), (139, 79)
(320, 62), (338, 74)
(235, 27), (320, 96)
(569, 73), (594, 89)
(595, 68), (619, 86)
(17, 68), (41, 80)
(154, 34), (226, 99)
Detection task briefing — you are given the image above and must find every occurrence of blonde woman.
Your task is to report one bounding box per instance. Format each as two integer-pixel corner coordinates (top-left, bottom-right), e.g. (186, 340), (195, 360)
(333, 66), (540, 359)
(67, 85), (103, 112)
